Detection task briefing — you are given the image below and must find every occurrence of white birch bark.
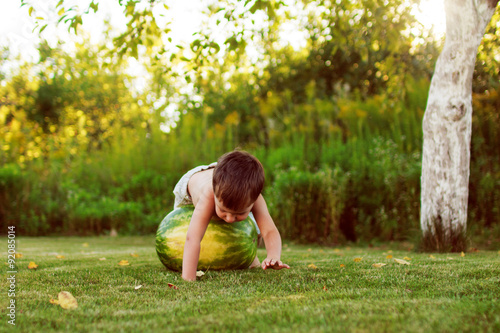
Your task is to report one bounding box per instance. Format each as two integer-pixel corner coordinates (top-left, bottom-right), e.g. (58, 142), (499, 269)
(420, 0), (498, 239)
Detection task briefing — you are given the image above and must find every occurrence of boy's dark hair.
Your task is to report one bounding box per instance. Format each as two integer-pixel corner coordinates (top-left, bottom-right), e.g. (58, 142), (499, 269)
(212, 150), (265, 211)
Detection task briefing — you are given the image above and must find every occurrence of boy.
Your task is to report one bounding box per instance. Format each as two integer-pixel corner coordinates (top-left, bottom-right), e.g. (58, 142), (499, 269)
(173, 150), (290, 281)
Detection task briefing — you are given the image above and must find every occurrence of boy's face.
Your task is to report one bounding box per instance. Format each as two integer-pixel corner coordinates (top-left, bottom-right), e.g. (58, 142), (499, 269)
(214, 197), (254, 223)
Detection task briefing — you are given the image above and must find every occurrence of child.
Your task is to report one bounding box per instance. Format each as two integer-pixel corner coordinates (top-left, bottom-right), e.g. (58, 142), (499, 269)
(173, 150), (290, 281)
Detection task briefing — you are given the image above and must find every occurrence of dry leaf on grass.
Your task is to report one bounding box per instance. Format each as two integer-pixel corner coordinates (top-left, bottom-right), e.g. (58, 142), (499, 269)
(15, 253), (23, 258)
(135, 285), (143, 290)
(403, 256), (412, 261)
(353, 257), (362, 262)
(167, 283), (179, 290)
(28, 261), (38, 269)
(429, 255), (436, 259)
(461, 252), (465, 257)
(130, 253), (139, 257)
(386, 255), (393, 259)
(58, 291), (78, 310)
(372, 263), (387, 268)
(308, 263), (318, 269)
(394, 258), (411, 265)
(196, 271), (205, 277)
(118, 260), (130, 266)
(56, 255), (65, 259)
(340, 264), (345, 268)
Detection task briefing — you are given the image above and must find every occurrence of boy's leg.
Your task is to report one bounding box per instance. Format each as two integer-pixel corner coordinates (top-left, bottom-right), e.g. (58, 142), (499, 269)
(248, 213), (262, 268)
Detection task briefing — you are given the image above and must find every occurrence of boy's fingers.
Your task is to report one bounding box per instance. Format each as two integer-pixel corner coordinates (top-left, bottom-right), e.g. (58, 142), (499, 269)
(262, 259), (290, 270)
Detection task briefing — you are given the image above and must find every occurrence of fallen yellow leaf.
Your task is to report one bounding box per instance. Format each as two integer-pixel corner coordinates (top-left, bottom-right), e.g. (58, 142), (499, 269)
(49, 298), (59, 305)
(28, 261), (38, 269)
(386, 255), (393, 259)
(372, 263), (387, 268)
(460, 252), (465, 257)
(340, 264), (345, 268)
(58, 291), (78, 310)
(308, 263), (318, 269)
(353, 257), (362, 262)
(118, 260), (130, 266)
(82, 243), (89, 247)
(15, 253), (23, 259)
(333, 249), (341, 253)
(429, 255), (436, 259)
(323, 285), (328, 291)
(130, 253), (139, 257)
(403, 256), (412, 261)
(99, 258), (107, 261)
(56, 255), (65, 259)
(394, 258), (411, 265)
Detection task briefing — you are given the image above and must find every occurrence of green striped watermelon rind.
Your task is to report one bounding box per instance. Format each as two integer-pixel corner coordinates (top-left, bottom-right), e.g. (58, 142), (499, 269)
(156, 205), (258, 272)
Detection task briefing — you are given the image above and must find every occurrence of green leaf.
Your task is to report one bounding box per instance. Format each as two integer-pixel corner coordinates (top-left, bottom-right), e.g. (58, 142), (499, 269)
(210, 42), (220, 53)
(130, 44), (138, 59)
(90, 2), (99, 13)
(58, 15), (68, 24)
(39, 24), (48, 33)
(249, 0), (263, 14)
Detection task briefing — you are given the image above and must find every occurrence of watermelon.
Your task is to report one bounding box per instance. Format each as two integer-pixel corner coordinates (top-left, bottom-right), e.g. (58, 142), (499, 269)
(156, 205), (258, 272)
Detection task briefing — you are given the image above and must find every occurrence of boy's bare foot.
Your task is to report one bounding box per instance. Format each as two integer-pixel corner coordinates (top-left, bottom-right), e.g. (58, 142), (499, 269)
(249, 256), (260, 269)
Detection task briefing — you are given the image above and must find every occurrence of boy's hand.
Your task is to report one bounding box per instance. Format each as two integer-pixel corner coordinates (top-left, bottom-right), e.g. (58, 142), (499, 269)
(261, 258), (290, 270)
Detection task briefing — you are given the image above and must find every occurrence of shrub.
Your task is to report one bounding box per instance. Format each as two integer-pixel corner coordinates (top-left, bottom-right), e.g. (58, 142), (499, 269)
(266, 166), (348, 244)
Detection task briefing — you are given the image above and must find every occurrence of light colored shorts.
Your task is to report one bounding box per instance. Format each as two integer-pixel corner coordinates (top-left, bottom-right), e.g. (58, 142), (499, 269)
(172, 162), (260, 234)
(173, 162), (217, 209)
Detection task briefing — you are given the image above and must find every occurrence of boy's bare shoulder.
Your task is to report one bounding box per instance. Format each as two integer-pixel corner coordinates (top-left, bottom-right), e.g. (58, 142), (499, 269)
(188, 169), (215, 206)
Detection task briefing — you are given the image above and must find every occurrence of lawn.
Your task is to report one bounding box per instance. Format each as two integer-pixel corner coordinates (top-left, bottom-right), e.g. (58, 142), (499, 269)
(2, 236), (499, 332)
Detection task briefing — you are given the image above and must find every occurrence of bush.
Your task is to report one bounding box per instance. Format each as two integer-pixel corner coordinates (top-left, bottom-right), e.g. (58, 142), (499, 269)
(0, 164), (24, 225)
(266, 166), (348, 244)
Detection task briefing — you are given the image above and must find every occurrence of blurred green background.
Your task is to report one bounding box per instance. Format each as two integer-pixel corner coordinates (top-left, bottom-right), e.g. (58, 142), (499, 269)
(1, 0), (499, 246)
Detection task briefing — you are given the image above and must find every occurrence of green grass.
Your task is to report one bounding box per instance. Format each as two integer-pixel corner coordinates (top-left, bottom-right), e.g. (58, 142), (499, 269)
(2, 236), (499, 333)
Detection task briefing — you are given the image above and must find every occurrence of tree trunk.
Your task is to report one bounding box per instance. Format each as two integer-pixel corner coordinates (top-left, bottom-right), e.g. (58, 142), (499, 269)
(420, 0), (498, 251)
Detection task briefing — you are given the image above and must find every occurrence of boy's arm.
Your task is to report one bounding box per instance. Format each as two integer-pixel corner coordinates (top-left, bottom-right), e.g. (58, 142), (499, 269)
(182, 198), (213, 281)
(252, 195), (290, 270)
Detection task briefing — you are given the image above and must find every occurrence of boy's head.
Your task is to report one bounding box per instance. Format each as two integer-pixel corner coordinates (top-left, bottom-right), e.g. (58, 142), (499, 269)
(212, 150), (265, 215)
